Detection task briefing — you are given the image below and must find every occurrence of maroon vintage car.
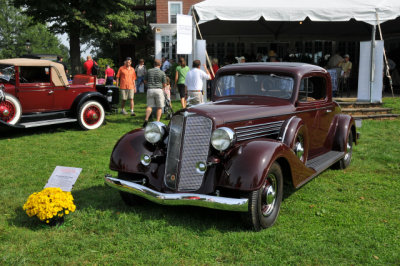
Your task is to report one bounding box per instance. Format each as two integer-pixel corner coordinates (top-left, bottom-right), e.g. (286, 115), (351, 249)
(105, 62), (358, 230)
(0, 58), (118, 130)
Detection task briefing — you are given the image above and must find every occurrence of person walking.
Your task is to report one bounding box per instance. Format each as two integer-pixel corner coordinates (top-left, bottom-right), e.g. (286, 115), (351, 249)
(143, 59), (166, 127)
(116, 57), (137, 116)
(185, 60), (211, 106)
(104, 65), (115, 85)
(175, 57), (190, 108)
(135, 59), (147, 93)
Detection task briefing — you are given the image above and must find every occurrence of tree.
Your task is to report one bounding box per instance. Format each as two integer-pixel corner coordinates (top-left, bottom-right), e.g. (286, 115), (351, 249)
(0, 0), (68, 59)
(13, 0), (141, 74)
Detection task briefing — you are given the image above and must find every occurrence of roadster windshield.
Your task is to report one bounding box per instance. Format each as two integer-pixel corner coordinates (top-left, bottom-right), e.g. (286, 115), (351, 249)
(214, 73), (294, 99)
(0, 64), (15, 82)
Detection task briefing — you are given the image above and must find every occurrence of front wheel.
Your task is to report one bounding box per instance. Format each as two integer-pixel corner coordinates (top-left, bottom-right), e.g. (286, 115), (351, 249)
(242, 162), (283, 231)
(77, 100), (105, 130)
(0, 93), (22, 125)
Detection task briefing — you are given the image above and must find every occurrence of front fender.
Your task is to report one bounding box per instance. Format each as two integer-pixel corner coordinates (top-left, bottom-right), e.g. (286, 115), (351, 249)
(109, 129), (157, 173)
(219, 140), (315, 191)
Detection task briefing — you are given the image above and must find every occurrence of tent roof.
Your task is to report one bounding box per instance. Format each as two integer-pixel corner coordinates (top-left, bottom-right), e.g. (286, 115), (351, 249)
(193, 0), (400, 25)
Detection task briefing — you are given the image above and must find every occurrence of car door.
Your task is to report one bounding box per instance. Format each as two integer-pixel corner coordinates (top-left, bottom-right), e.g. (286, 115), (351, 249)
(296, 75), (334, 157)
(16, 66), (54, 113)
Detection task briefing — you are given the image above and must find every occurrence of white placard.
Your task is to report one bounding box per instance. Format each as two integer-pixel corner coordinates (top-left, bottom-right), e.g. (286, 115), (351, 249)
(357, 40), (384, 103)
(177, 14), (193, 54)
(44, 166), (82, 192)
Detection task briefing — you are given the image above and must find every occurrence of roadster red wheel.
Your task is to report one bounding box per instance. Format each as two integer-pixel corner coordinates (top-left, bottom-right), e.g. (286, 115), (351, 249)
(78, 100), (105, 130)
(0, 94), (21, 125)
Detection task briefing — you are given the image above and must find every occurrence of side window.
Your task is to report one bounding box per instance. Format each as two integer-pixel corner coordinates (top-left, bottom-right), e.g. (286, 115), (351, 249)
(299, 77), (326, 102)
(19, 66), (51, 83)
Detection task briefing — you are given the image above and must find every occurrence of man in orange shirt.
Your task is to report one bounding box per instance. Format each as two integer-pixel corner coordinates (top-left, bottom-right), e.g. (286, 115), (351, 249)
(116, 57), (137, 116)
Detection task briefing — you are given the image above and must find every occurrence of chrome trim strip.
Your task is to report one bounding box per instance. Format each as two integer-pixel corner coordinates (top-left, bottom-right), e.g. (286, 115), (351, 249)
(235, 120), (283, 130)
(105, 175), (248, 212)
(281, 116), (296, 143)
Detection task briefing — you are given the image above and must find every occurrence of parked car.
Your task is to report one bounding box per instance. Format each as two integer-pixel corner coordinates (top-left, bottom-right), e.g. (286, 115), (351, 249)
(105, 62), (358, 231)
(0, 58), (119, 130)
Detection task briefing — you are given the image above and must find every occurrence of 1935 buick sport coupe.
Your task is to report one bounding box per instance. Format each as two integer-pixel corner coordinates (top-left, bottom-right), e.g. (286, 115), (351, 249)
(105, 62), (357, 230)
(0, 58), (118, 130)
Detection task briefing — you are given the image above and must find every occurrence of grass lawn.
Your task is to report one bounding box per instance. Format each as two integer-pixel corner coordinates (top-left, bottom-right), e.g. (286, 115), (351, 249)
(1, 94), (399, 264)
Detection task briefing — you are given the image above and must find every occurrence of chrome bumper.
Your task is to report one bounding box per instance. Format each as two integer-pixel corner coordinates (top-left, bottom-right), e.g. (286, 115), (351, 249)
(104, 175), (248, 212)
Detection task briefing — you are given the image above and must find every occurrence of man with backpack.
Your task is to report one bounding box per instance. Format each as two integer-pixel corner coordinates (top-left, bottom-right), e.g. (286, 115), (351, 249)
(83, 55), (99, 75)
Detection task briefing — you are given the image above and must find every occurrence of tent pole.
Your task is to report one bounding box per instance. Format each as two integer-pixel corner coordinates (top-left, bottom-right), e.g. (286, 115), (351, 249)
(369, 24), (376, 103)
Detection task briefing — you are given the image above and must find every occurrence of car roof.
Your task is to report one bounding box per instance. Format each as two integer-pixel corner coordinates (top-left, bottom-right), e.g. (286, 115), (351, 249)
(218, 62), (327, 77)
(0, 58), (68, 87)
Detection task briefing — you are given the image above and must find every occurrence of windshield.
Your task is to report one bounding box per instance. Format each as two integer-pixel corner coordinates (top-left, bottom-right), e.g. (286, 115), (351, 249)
(214, 73), (294, 99)
(0, 64), (15, 82)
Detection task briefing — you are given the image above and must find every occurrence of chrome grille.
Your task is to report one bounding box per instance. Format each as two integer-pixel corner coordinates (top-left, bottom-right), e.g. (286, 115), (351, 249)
(178, 116), (213, 191)
(235, 120), (284, 141)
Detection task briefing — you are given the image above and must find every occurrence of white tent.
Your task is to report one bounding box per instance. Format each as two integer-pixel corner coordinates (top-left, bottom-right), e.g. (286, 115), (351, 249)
(193, 0), (400, 25)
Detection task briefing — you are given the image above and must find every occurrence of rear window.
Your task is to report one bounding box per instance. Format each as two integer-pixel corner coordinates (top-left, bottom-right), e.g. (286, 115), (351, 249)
(299, 76), (327, 102)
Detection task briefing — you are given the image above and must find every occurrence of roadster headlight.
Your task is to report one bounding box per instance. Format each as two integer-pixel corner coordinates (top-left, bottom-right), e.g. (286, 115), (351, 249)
(211, 127), (235, 151)
(144, 121), (166, 144)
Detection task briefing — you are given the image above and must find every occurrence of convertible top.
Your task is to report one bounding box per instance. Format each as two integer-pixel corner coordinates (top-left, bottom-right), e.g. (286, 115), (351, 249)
(0, 58), (69, 87)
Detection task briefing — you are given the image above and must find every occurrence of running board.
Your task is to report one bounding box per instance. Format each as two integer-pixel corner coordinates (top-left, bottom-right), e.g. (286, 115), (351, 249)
(19, 118), (77, 128)
(306, 151), (345, 173)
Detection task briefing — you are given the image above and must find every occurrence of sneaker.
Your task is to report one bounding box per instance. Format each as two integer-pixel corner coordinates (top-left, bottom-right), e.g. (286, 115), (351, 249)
(120, 109), (128, 115)
(142, 121), (148, 128)
(131, 111), (136, 116)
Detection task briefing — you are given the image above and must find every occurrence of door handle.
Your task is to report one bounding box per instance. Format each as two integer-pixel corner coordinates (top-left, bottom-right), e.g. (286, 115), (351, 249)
(48, 90), (54, 95)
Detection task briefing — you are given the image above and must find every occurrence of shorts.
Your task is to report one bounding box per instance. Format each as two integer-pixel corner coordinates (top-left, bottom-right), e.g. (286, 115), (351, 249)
(187, 91), (203, 105)
(147, 89), (165, 108)
(121, 89), (134, 100)
(177, 84), (186, 99)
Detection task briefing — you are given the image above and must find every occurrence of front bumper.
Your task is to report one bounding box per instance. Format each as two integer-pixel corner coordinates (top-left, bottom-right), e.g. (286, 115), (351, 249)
(104, 175), (248, 212)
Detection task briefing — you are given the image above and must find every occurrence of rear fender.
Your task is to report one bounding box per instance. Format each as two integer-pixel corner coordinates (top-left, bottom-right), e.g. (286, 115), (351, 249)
(219, 140), (315, 191)
(71, 91), (111, 115)
(326, 114), (356, 152)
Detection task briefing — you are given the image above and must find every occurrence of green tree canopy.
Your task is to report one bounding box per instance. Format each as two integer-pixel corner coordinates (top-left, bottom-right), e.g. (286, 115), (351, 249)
(0, 0), (68, 59)
(13, 0), (141, 74)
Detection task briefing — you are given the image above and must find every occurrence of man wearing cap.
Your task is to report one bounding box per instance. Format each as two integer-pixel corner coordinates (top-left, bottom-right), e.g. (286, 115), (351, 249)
(338, 54), (352, 78)
(116, 57), (137, 116)
(185, 60), (211, 105)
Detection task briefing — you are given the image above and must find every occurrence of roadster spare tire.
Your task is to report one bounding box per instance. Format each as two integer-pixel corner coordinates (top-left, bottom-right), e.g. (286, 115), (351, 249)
(242, 162), (283, 231)
(78, 100), (105, 130)
(0, 93), (21, 125)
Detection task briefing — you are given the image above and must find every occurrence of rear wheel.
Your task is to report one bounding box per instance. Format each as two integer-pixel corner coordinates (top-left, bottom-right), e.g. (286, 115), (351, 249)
(242, 162), (283, 231)
(0, 93), (21, 125)
(78, 100), (105, 130)
(335, 130), (353, 169)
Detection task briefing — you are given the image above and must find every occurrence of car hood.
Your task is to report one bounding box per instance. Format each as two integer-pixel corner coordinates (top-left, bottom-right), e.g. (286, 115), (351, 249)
(187, 97), (294, 126)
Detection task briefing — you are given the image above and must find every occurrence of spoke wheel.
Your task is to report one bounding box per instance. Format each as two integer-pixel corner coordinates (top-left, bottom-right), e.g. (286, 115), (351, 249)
(0, 94), (21, 125)
(78, 100), (105, 130)
(242, 162), (283, 231)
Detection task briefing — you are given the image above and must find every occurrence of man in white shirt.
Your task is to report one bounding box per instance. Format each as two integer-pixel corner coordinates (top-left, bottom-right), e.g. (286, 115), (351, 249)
(185, 60), (211, 105)
(161, 57), (171, 73)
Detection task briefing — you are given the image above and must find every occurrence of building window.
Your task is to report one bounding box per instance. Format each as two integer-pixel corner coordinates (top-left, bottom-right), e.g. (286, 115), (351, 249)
(168, 1), (182, 24)
(161, 35), (177, 59)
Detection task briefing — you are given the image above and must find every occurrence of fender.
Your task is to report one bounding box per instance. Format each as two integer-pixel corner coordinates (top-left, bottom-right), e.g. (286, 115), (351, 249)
(325, 114), (356, 152)
(279, 116), (309, 160)
(71, 91), (111, 115)
(109, 129), (158, 173)
(219, 140), (315, 191)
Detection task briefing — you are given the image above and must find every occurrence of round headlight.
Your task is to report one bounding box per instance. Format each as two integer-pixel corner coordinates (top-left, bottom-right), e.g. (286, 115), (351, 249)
(144, 121), (166, 144)
(211, 127), (235, 151)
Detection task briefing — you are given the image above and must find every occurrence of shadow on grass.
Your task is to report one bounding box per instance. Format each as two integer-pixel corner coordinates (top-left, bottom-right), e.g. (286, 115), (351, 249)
(70, 185), (249, 233)
(0, 122), (81, 140)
